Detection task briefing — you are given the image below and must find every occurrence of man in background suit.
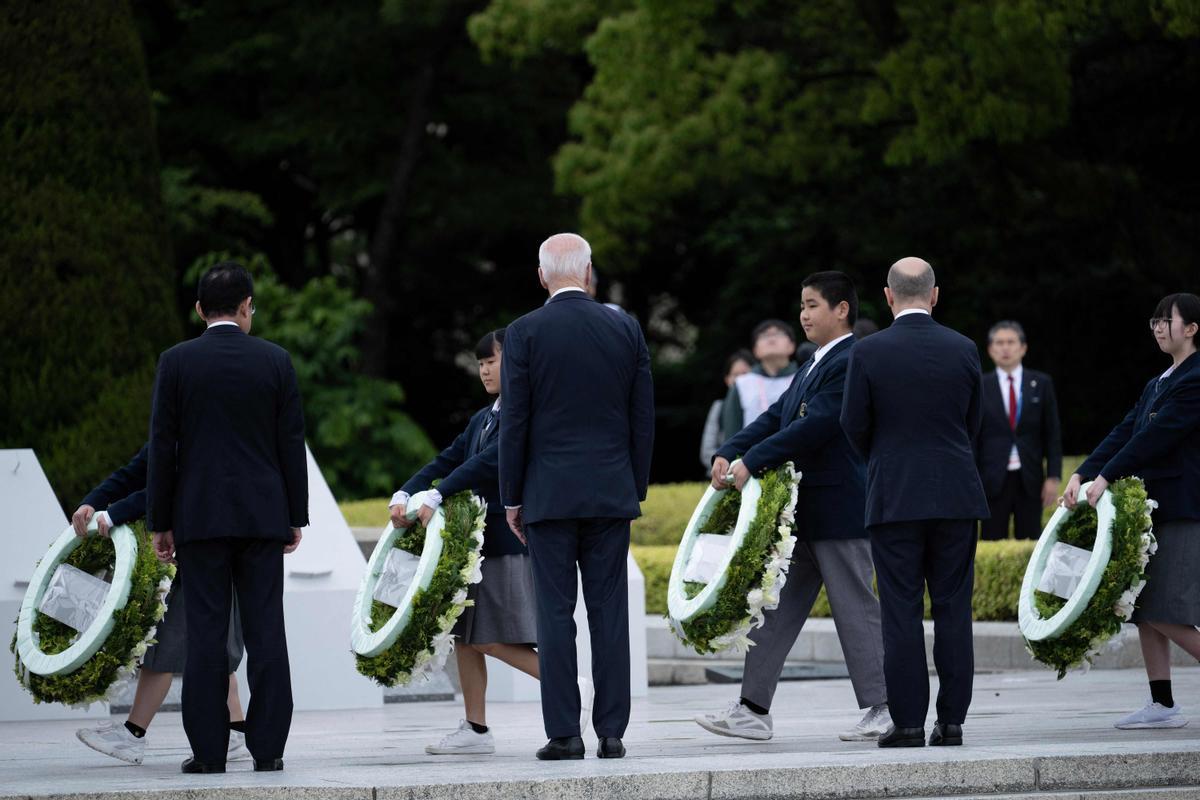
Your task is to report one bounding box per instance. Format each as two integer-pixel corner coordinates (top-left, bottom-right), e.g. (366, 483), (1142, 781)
(840, 257), (989, 748)
(694, 271), (890, 743)
(147, 261), (308, 774)
(499, 233), (654, 761)
(976, 321), (1063, 540)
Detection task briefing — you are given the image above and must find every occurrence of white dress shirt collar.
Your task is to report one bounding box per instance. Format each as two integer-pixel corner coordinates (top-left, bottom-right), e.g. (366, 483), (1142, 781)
(810, 332), (855, 369)
(997, 363), (1023, 389)
(894, 308), (931, 319)
(206, 320), (240, 329)
(491, 398), (501, 412)
(550, 286), (588, 299)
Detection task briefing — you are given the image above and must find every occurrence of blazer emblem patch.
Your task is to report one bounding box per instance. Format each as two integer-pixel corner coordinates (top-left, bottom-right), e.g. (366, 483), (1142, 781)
(797, 402), (807, 419)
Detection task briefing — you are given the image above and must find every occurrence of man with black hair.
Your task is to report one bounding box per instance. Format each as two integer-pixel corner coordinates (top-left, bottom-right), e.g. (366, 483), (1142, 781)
(976, 321), (1063, 540)
(696, 271), (890, 743)
(147, 260), (307, 774)
(721, 318), (806, 436)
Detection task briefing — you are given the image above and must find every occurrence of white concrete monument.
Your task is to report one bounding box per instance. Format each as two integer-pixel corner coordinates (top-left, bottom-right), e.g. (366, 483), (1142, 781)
(0, 449), (108, 721)
(253, 446), (381, 711)
(483, 551), (648, 703)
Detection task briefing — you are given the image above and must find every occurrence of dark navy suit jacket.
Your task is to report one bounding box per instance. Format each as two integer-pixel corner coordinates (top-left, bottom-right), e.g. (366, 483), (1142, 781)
(976, 368), (1063, 498)
(499, 291), (655, 524)
(81, 444), (148, 526)
(146, 325), (309, 543)
(717, 336), (865, 541)
(840, 313), (989, 527)
(1078, 351), (1200, 522)
(402, 403), (525, 557)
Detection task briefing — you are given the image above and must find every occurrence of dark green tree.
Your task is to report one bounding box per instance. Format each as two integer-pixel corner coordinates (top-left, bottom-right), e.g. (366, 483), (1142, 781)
(0, 0), (180, 506)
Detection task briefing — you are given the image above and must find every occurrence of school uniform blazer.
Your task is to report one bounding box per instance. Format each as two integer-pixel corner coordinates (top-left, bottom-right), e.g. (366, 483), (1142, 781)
(717, 337), (865, 541)
(81, 444), (149, 526)
(1077, 351), (1200, 522)
(402, 404), (524, 557)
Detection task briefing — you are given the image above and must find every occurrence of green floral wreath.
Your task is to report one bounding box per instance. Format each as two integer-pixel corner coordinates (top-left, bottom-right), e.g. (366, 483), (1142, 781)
(1020, 477), (1157, 678)
(667, 463), (800, 654)
(11, 521), (174, 707)
(353, 489), (486, 686)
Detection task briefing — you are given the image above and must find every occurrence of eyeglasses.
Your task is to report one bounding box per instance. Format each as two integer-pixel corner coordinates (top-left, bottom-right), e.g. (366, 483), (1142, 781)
(1149, 317), (1173, 330)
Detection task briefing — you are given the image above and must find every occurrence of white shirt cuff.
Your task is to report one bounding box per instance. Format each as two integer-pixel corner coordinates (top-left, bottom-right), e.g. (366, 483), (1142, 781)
(422, 490), (443, 509)
(389, 490), (409, 509)
(505, 505), (522, 511)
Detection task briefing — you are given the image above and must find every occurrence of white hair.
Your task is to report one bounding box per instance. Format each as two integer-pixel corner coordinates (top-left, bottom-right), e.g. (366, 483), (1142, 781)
(538, 233), (592, 282)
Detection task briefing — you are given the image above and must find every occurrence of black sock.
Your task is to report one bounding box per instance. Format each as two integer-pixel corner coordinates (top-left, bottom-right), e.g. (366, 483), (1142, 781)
(124, 721), (146, 739)
(229, 720), (247, 733)
(467, 720), (489, 734)
(1150, 680), (1174, 708)
(740, 697), (769, 716)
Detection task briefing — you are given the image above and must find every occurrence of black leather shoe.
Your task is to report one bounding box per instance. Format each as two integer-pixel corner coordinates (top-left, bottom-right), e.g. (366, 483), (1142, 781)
(596, 737), (625, 759)
(877, 726), (925, 748)
(181, 757), (225, 774)
(929, 723), (962, 746)
(536, 736), (585, 760)
(254, 758), (285, 771)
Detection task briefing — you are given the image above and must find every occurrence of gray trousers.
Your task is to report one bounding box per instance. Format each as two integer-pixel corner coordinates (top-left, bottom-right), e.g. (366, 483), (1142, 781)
(741, 537), (887, 711)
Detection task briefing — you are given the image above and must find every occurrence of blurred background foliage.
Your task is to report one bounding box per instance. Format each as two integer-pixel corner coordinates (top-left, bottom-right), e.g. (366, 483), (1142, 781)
(3, 0), (1198, 504)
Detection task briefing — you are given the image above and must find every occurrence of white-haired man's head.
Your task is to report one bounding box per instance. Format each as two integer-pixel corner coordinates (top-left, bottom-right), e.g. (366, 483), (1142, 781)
(538, 233), (592, 293)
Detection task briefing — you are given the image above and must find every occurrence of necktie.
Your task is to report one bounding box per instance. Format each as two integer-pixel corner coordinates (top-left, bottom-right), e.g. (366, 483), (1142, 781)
(1007, 376), (1018, 431)
(478, 408), (498, 452)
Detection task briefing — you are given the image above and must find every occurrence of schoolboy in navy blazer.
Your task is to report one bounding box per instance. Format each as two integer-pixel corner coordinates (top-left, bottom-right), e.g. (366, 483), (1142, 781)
(716, 338), (864, 540)
(697, 272), (888, 741)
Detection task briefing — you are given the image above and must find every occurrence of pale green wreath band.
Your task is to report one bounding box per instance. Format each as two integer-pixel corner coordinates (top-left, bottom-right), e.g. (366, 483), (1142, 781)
(1018, 481), (1116, 642)
(16, 524), (137, 676)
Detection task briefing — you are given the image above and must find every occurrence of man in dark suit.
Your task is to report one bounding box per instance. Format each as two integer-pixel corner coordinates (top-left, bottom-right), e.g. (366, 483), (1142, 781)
(147, 261), (308, 774)
(976, 321), (1063, 540)
(499, 233), (654, 761)
(840, 257), (989, 748)
(694, 271), (889, 743)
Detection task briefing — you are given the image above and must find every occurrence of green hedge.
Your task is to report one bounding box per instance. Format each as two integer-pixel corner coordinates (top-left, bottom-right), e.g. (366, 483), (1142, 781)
(633, 540), (1035, 620)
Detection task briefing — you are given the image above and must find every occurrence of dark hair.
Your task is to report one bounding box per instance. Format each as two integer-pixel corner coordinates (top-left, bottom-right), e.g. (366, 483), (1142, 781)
(197, 260), (254, 317)
(751, 318), (796, 345)
(988, 320), (1027, 345)
(853, 318), (879, 338)
(1153, 292), (1200, 341)
(801, 271), (859, 326)
(724, 349), (754, 376)
(475, 328), (506, 359)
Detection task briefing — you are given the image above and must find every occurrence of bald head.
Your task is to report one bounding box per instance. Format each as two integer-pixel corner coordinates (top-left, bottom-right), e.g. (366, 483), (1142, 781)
(886, 257), (937, 312)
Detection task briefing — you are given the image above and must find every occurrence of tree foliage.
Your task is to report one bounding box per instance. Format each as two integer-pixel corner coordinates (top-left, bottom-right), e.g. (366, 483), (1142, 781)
(0, 0), (180, 505)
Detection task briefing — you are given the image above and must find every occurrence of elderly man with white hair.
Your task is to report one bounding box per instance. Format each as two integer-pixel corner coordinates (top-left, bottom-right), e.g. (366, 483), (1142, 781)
(498, 233), (655, 760)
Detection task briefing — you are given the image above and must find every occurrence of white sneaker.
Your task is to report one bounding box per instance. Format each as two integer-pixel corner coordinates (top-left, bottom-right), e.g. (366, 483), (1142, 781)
(425, 720), (496, 754)
(694, 700), (773, 740)
(839, 703), (892, 741)
(227, 730), (251, 761)
(579, 676), (595, 736)
(1115, 701), (1188, 730)
(76, 721), (146, 765)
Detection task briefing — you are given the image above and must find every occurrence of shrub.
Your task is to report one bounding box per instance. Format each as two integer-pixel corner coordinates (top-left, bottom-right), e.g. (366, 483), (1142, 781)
(0, 1), (180, 508)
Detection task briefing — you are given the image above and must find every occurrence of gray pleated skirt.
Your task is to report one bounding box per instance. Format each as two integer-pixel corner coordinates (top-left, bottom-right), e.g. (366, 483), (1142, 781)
(1131, 519), (1200, 626)
(140, 577), (245, 673)
(451, 553), (537, 645)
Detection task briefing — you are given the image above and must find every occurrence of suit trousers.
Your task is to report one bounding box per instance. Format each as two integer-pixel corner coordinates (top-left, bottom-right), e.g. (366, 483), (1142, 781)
(525, 518), (630, 739)
(741, 538), (886, 711)
(869, 520), (976, 729)
(175, 537), (293, 763)
(980, 471), (1042, 540)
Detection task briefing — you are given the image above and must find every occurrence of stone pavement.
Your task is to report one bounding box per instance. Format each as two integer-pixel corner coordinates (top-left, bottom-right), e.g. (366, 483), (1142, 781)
(2, 666), (1198, 800)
